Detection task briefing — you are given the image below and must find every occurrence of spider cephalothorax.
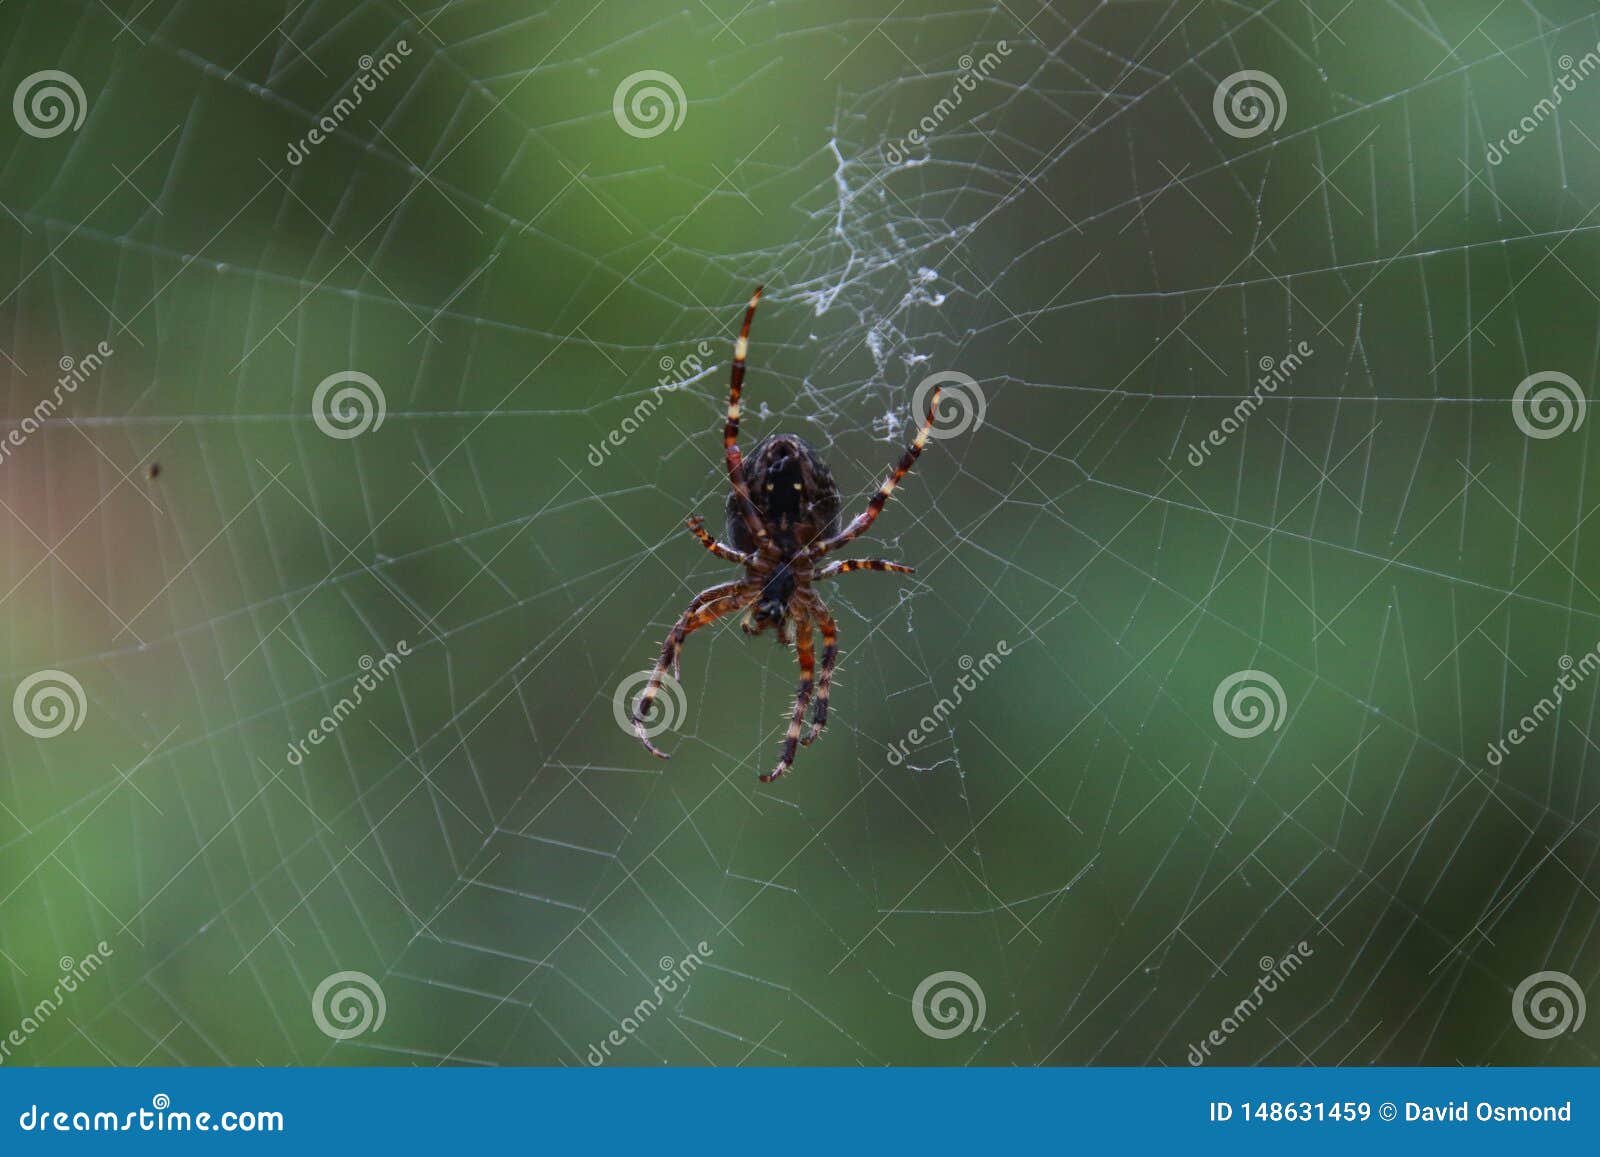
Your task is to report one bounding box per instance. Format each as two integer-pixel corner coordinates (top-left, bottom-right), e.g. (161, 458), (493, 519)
(632, 286), (945, 782)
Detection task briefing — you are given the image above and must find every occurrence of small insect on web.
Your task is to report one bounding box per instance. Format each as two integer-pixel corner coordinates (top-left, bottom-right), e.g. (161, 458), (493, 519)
(630, 286), (948, 782)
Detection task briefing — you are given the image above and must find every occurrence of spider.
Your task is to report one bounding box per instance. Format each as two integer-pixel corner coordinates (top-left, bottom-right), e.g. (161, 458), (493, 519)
(631, 286), (944, 782)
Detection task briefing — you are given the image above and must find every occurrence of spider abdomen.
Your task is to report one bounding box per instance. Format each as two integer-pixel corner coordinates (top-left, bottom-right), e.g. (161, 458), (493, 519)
(726, 433), (842, 554)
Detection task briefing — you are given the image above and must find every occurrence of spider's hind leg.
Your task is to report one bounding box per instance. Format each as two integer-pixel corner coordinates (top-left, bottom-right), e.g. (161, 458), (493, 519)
(802, 599), (837, 746)
(762, 614), (814, 783)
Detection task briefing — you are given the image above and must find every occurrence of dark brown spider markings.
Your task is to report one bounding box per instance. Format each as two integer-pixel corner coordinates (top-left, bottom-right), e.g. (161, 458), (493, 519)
(632, 285), (945, 783)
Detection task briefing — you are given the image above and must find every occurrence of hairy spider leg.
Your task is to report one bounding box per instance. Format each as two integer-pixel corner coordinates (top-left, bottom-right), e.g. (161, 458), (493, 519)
(633, 583), (750, 758)
(815, 558), (915, 580)
(801, 597), (837, 745)
(805, 386), (941, 560)
(686, 514), (748, 564)
(762, 615), (815, 782)
(724, 286), (770, 552)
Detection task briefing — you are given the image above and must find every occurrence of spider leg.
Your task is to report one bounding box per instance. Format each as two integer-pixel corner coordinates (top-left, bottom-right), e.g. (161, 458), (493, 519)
(633, 583), (749, 758)
(761, 612), (814, 783)
(801, 598), (836, 746)
(815, 558), (914, 580)
(724, 286), (771, 553)
(804, 385), (942, 560)
(686, 515), (749, 564)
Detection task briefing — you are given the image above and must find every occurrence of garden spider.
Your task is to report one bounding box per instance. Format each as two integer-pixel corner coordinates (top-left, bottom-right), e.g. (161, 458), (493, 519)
(631, 286), (944, 782)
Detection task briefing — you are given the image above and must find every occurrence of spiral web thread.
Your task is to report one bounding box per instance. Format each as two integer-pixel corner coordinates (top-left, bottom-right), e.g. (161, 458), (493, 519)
(0, 0), (1597, 1067)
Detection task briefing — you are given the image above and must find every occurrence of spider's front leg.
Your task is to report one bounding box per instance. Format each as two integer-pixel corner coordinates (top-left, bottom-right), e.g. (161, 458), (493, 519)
(815, 559), (914, 580)
(686, 515), (748, 564)
(632, 582), (748, 758)
(761, 615), (814, 783)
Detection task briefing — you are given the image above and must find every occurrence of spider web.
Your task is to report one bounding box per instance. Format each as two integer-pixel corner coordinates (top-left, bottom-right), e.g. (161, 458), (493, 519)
(0, 0), (1597, 1067)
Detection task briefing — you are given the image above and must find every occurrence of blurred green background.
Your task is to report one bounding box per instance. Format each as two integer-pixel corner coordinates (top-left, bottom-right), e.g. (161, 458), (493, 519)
(0, 0), (1596, 1065)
